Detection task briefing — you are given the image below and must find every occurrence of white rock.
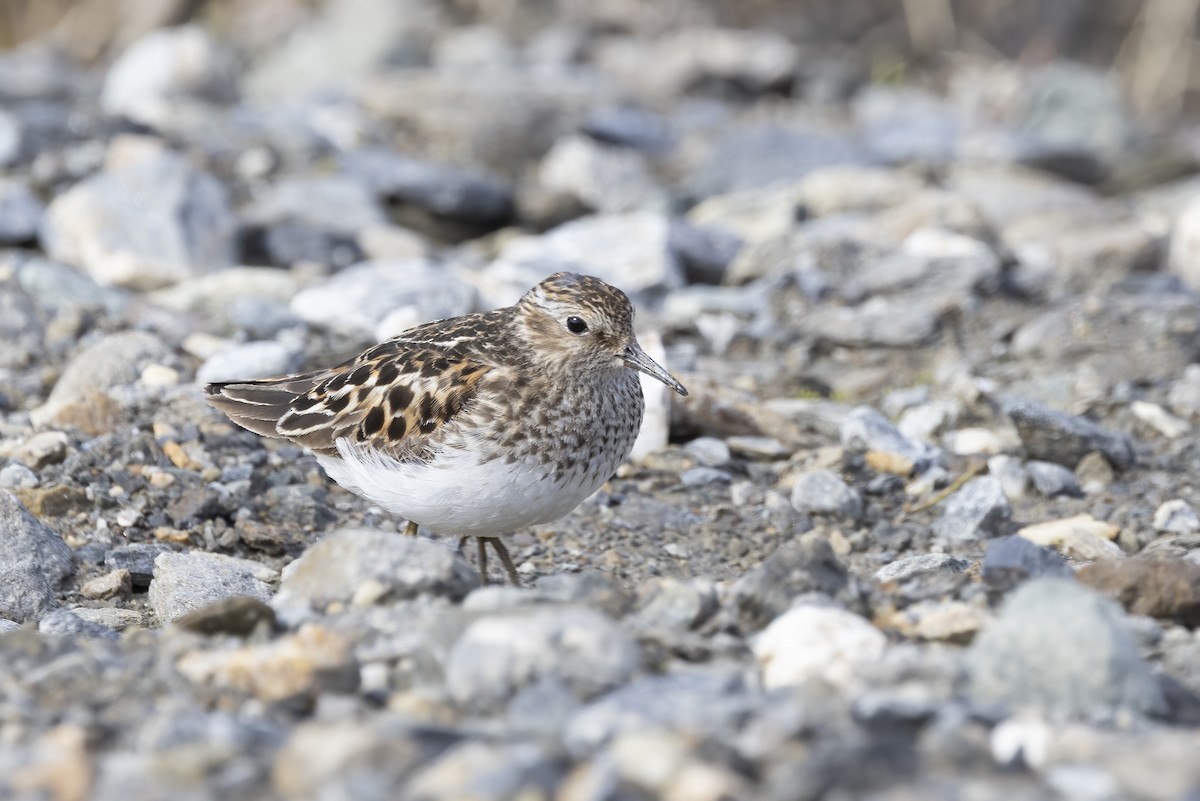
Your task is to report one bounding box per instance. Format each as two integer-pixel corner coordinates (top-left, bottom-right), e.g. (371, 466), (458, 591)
(1168, 196), (1200, 292)
(1131, 400), (1189, 438)
(1153, 499), (1200, 534)
(539, 135), (666, 214)
(753, 605), (886, 691)
(1019, 515), (1123, 561)
(101, 26), (234, 127)
(494, 213), (684, 296)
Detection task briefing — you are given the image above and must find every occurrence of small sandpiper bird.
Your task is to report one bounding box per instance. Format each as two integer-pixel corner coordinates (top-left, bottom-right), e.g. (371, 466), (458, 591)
(205, 272), (687, 583)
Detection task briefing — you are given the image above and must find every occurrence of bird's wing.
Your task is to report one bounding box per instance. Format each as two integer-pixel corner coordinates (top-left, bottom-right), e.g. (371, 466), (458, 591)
(205, 338), (496, 460)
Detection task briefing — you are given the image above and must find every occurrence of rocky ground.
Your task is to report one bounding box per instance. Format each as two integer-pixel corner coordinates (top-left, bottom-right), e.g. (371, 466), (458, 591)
(3, 2), (1200, 800)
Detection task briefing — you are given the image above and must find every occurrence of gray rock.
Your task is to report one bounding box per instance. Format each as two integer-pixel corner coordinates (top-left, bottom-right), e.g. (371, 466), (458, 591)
(684, 437), (731, 466)
(40, 138), (236, 289)
(494, 212), (684, 296)
(668, 220), (742, 285)
(679, 466), (732, 487)
(0, 618), (19, 633)
(149, 551), (276, 625)
(582, 106), (675, 153)
(0, 565), (55, 625)
(290, 259), (476, 338)
(404, 740), (560, 801)
(932, 477), (1012, 544)
(1026, 460), (1083, 498)
(247, 218), (364, 271)
(633, 577), (717, 631)
(1004, 398), (1136, 471)
(565, 669), (755, 755)
(874, 554), (969, 585)
(147, 267), (298, 335)
(981, 535), (1072, 593)
(195, 340), (303, 384)
(0, 178), (43, 242)
(13, 255), (128, 316)
(241, 174), (386, 236)
(0, 463), (37, 489)
(445, 606), (635, 712)
(273, 528), (478, 616)
(1009, 63), (1132, 184)
(840, 406), (943, 473)
(1011, 295), (1200, 386)
(730, 532), (851, 632)
(537, 135), (666, 214)
(0, 490), (74, 623)
(789, 469), (862, 519)
(802, 299), (941, 348)
(38, 609), (121, 640)
(0, 107), (19, 166)
(855, 85), (961, 165)
(685, 125), (868, 199)
(343, 149), (513, 224)
(967, 577), (1167, 718)
(106, 542), (169, 589)
(0, 274), (43, 368)
(31, 330), (171, 427)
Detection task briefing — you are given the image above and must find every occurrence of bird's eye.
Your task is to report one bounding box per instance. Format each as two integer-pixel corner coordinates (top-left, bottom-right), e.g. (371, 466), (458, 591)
(566, 316), (589, 334)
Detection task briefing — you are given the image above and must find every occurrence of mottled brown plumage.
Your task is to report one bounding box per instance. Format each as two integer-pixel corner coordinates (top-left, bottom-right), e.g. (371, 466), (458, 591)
(205, 272), (687, 583)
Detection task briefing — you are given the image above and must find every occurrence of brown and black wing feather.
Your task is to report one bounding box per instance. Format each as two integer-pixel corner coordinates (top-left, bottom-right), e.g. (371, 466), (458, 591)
(205, 316), (508, 459)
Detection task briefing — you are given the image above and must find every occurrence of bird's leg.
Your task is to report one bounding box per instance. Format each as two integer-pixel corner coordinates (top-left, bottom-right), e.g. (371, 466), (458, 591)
(456, 536), (469, 554)
(403, 520), (419, 537)
(486, 537), (521, 585)
(476, 536), (490, 585)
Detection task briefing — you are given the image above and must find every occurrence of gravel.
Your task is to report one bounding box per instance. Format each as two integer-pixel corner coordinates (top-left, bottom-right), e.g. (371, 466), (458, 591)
(1, 5), (1199, 798)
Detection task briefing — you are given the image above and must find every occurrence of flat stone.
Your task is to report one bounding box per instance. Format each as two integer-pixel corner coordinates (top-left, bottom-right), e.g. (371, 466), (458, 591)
(967, 577), (1167, 718)
(789, 469), (863, 519)
(1131, 400), (1189, 439)
(1077, 559), (1200, 628)
(932, 477), (1012, 544)
(273, 528), (478, 616)
(874, 553), (969, 584)
(1004, 398), (1135, 471)
(754, 605), (887, 691)
(148, 551), (276, 625)
(7, 431), (70, 469)
(80, 569), (131, 600)
(0, 463), (37, 489)
(445, 606), (636, 712)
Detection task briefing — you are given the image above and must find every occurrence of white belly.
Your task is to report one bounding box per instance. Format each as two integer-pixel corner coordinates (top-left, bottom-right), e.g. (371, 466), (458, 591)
(316, 437), (615, 537)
